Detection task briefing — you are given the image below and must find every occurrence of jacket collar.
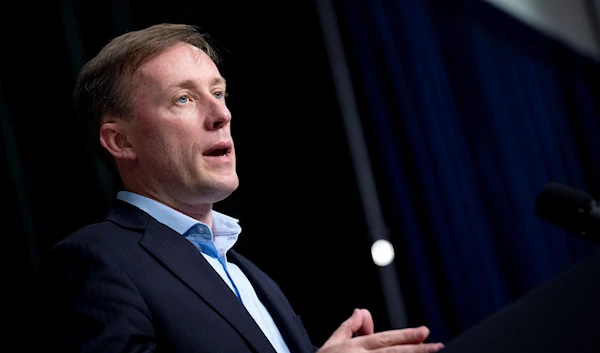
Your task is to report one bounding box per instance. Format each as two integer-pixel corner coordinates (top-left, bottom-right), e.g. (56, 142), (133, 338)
(105, 200), (279, 353)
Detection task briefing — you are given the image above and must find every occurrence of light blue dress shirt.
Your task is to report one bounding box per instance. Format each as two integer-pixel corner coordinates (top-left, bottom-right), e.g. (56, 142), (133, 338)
(117, 191), (290, 353)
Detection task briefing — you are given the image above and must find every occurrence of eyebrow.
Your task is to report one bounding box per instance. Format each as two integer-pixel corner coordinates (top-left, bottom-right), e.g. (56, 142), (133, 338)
(167, 77), (226, 91)
(212, 77), (226, 86)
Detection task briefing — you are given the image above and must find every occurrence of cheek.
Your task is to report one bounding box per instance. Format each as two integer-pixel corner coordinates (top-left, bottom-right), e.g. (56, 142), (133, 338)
(131, 109), (200, 157)
(134, 113), (178, 143)
(136, 115), (163, 137)
(130, 120), (170, 163)
(144, 124), (200, 162)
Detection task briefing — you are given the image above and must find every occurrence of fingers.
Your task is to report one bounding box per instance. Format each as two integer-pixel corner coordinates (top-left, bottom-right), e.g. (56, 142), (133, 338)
(358, 326), (433, 350)
(321, 312), (444, 353)
(324, 308), (375, 345)
(374, 342), (445, 353)
(355, 308), (374, 336)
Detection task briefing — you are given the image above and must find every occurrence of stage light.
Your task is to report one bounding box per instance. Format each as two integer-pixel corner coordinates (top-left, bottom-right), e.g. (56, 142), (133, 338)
(371, 239), (395, 266)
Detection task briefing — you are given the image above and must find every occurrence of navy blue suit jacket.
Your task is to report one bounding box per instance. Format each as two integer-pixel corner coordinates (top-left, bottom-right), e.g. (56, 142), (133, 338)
(33, 201), (317, 353)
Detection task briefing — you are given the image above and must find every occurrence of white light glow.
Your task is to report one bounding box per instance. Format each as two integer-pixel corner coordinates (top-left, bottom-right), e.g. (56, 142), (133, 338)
(371, 239), (395, 267)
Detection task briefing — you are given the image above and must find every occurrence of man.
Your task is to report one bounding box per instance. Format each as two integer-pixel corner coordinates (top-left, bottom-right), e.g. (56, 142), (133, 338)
(32, 23), (445, 353)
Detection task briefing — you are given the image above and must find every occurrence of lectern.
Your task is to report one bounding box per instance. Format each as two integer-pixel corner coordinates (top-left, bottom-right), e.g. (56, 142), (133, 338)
(443, 250), (600, 353)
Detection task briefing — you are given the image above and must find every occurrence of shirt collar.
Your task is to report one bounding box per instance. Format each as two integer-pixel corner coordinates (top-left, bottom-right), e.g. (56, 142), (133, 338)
(116, 191), (242, 239)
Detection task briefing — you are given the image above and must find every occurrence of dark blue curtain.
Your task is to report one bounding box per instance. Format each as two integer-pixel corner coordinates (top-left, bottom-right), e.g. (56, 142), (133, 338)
(334, 0), (600, 342)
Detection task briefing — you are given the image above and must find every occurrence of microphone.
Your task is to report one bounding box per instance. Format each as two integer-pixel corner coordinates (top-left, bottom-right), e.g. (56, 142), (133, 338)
(536, 182), (600, 244)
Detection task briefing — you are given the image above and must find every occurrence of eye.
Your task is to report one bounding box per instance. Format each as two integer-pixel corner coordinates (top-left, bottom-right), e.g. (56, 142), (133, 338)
(214, 91), (228, 100)
(177, 95), (189, 104)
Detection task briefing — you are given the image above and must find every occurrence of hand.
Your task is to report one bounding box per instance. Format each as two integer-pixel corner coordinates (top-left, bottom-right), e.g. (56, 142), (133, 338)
(317, 308), (444, 352)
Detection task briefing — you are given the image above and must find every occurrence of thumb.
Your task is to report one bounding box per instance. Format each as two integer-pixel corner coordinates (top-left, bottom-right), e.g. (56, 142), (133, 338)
(324, 309), (374, 345)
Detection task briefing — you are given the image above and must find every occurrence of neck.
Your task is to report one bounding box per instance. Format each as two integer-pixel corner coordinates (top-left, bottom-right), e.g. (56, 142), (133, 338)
(123, 183), (214, 229)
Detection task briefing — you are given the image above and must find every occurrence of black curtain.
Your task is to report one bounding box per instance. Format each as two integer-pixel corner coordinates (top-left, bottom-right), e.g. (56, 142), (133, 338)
(334, 0), (600, 341)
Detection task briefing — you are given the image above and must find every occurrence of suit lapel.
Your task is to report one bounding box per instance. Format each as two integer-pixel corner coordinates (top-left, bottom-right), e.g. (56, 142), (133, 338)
(230, 251), (315, 353)
(106, 201), (277, 353)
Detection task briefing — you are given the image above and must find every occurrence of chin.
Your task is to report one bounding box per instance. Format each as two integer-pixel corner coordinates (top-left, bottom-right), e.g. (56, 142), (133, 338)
(203, 178), (239, 203)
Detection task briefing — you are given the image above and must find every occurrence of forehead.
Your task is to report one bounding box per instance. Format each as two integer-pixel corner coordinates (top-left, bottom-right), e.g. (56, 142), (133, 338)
(133, 42), (222, 90)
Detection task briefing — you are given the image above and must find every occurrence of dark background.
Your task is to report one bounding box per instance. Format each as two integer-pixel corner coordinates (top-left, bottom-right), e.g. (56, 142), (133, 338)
(3, 0), (600, 349)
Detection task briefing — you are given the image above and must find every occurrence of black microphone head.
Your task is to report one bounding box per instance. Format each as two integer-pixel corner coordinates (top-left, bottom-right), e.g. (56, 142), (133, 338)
(536, 182), (596, 238)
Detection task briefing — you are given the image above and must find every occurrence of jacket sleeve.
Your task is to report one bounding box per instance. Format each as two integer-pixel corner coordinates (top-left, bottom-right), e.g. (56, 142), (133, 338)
(32, 241), (157, 353)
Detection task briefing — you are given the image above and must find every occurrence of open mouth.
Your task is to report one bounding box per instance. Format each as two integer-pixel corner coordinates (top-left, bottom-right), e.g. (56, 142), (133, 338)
(203, 142), (232, 157)
(205, 148), (229, 157)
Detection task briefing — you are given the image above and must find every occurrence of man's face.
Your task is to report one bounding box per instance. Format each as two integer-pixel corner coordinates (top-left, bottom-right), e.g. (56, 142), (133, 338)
(125, 42), (238, 205)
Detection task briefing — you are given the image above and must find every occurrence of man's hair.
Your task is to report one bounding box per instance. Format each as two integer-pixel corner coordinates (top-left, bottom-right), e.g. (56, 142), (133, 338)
(73, 23), (220, 168)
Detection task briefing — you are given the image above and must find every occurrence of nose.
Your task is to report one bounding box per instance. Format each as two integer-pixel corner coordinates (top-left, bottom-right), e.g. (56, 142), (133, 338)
(205, 100), (232, 130)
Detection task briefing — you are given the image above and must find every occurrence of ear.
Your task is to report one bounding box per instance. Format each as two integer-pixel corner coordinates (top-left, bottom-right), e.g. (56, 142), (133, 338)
(99, 122), (137, 161)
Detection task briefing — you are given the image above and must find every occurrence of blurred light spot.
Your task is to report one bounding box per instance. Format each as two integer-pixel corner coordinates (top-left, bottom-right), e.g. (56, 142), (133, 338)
(371, 239), (395, 267)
